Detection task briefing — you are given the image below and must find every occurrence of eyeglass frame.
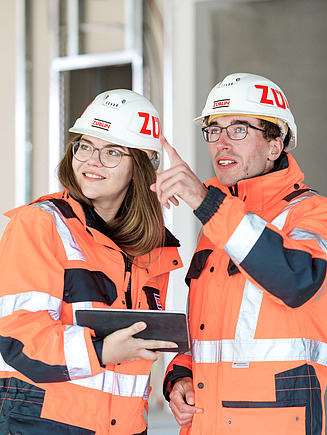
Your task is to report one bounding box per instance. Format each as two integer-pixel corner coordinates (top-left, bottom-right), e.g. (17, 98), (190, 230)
(202, 122), (265, 143)
(71, 140), (132, 168)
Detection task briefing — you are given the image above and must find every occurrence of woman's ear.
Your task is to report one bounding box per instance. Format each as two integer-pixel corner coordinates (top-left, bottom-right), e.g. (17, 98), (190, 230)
(268, 137), (284, 161)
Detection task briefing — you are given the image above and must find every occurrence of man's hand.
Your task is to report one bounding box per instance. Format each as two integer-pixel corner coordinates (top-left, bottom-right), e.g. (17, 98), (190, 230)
(102, 321), (178, 365)
(169, 377), (203, 427)
(150, 136), (208, 210)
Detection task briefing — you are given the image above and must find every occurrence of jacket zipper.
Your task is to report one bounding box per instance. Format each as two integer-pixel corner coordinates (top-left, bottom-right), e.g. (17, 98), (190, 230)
(124, 257), (132, 309)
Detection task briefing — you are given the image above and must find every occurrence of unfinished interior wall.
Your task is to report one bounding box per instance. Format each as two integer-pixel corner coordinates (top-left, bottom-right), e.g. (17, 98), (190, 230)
(194, 0), (327, 195)
(0, 1), (17, 235)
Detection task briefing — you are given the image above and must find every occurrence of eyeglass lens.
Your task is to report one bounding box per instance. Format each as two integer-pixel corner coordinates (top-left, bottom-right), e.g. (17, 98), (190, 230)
(203, 124), (250, 142)
(72, 141), (123, 168)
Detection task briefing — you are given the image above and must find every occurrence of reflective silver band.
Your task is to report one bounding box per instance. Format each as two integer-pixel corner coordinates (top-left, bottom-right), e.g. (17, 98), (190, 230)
(64, 325), (92, 379)
(70, 370), (151, 398)
(192, 337), (327, 366)
(234, 281), (263, 341)
(0, 291), (62, 321)
(72, 301), (93, 325)
(271, 191), (318, 230)
(224, 212), (266, 265)
(32, 201), (86, 261)
(289, 228), (327, 255)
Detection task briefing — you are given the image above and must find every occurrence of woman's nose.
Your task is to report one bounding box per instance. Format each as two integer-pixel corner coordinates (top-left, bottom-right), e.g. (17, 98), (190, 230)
(88, 148), (102, 165)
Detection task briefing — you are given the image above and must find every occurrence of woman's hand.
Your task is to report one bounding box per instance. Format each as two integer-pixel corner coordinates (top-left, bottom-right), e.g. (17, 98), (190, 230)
(101, 321), (178, 365)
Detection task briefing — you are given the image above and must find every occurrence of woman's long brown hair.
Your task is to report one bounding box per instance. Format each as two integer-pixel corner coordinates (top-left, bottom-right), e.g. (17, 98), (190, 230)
(58, 137), (165, 261)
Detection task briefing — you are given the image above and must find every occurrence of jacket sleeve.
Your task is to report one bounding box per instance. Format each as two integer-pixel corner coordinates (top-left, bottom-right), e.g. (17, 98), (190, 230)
(0, 206), (103, 383)
(194, 186), (327, 308)
(163, 353), (193, 401)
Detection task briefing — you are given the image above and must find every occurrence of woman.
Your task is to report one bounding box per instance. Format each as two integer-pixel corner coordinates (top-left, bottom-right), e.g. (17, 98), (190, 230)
(0, 89), (181, 434)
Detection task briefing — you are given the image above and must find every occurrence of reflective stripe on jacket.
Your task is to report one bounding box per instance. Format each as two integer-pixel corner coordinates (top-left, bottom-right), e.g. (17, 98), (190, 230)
(0, 190), (182, 435)
(165, 153), (327, 435)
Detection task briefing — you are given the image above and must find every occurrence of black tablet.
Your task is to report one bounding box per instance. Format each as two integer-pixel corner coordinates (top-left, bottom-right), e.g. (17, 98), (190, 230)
(75, 308), (190, 353)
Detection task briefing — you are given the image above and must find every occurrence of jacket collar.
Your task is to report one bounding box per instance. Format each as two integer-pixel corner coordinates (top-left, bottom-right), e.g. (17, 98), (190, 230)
(6, 190), (181, 276)
(22, 189), (180, 249)
(205, 153), (306, 215)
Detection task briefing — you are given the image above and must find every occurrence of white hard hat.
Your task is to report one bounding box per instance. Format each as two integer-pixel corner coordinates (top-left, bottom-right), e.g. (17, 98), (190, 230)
(69, 89), (162, 169)
(194, 73), (297, 150)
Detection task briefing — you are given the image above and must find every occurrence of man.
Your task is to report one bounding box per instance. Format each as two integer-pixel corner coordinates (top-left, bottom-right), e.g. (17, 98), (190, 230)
(151, 73), (327, 434)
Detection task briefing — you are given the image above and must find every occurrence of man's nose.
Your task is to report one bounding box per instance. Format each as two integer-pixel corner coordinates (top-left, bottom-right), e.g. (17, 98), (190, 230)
(215, 129), (231, 147)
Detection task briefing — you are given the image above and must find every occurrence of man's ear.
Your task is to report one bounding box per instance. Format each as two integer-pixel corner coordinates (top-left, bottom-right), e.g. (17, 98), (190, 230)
(268, 137), (284, 161)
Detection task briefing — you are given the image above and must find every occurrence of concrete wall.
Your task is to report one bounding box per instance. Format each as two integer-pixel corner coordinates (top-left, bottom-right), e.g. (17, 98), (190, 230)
(0, 0), (132, 238)
(30, 0), (52, 202)
(0, 0), (57, 234)
(0, 1), (16, 235)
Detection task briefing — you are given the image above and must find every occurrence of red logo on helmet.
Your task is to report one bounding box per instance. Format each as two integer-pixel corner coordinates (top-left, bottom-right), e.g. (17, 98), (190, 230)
(92, 118), (111, 131)
(138, 112), (160, 138)
(213, 99), (230, 109)
(254, 85), (290, 109)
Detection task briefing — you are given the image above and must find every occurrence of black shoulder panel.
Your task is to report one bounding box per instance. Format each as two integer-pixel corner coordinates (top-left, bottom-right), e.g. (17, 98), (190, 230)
(48, 199), (77, 219)
(282, 189), (316, 202)
(64, 269), (117, 306)
(185, 249), (213, 287)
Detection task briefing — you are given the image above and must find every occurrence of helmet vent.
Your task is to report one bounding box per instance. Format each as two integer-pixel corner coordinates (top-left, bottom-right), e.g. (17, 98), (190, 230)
(103, 94), (124, 108)
(104, 101), (119, 108)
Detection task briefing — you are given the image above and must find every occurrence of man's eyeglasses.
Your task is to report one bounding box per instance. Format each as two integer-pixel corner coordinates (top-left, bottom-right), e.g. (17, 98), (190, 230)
(202, 123), (265, 143)
(72, 141), (132, 168)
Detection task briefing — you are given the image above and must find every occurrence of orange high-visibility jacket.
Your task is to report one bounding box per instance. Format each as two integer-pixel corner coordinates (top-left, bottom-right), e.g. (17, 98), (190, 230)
(164, 153), (327, 435)
(0, 190), (182, 435)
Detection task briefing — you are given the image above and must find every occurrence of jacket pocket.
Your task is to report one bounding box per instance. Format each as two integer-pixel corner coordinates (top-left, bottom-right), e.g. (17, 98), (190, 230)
(8, 412), (95, 435)
(142, 286), (162, 310)
(222, 364), (322, 435)
(222, 406), (305, 434)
